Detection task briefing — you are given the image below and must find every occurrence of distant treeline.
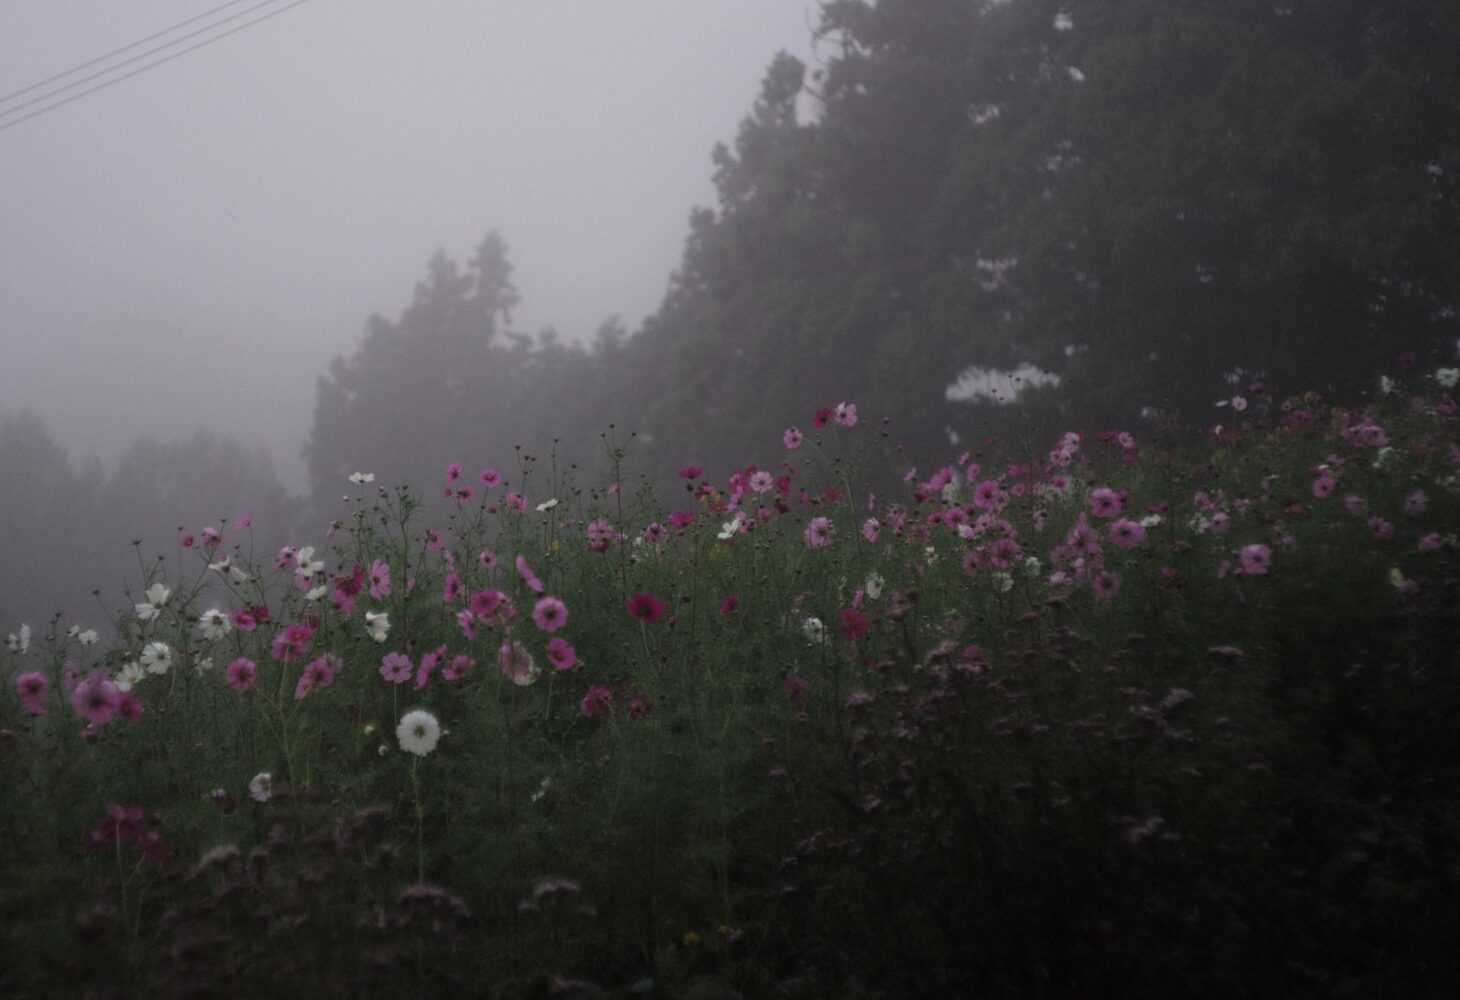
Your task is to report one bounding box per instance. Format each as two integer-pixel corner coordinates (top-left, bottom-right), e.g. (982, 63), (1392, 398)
(5, 0), (1457, 626)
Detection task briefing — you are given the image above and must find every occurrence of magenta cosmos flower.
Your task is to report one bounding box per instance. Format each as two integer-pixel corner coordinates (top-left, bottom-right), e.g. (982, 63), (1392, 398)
(1088, 487), (1122, 518)
(546, 637), (577, 670)
(16, 671), (49, 716)
(626, 591), (665, 625)
(270, 622), (313, 662)
(580, 684), (613, 718)
(532, 596), (568, 633)
(1107, 519), (1146, 549)
(226, 657), (258, 692)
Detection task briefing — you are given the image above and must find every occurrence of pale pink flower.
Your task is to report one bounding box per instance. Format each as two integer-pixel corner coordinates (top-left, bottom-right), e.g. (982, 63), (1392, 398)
(1238, 543), (1272, 575)
(862, 518), (880, 544)
(580, 684), (613, 718)
(16, 671), (48, 716)
(804, 516), (832, 549)
(498, 641), (540, 686)
(379, 652), (412, 684)
(71, 672), (120, 725)
(834, 402), (858, 427)
(783, 426), (803, 449)
(368, 559), (392, 600)
(1088, 487), (1122, 518)
(1091, 570), (1121, 601)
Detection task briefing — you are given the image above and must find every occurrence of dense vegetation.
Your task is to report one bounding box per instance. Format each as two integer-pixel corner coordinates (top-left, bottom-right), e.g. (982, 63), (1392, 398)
(4, 373), (1460, 996)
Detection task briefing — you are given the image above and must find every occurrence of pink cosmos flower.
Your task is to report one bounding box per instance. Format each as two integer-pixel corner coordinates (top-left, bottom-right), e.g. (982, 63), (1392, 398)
(972, 480), (1007, 511)
(442, 653), (475, 680)
(748, 470), (774, 494)
(532, 596), (568, 632)
(1065, 516), (1102, 556)
(479, 468), (500, 487)
(643, 522), (667, 547)
(1417, 532), (1442, 553)
(626, 591), (665, 624)
(295, 655), (338, 699)
(812, 407), (834, 428)
(679, 465), (704, 479)
(504, 492), (528, 515)
(1239, 543), (1272, 575)
(782, 673), (808, 705)
(442, 572), (462, 603)
(1367, 517), (1394, 540)
(16, 671), (49, 716)
(368, 558), (392, 600)
(478, 548), (498, 570)
(71, 672), (121, 725)
(1088, 488), (1122, 518)
(834, 402), (858, 427)
(270, 622), (313, 662)
(1404, 489), (1429, 515)
(546, 637), (577, 670)
(718, 594), (740, 615)
(444, 462), (462, 484)
(117, 692), (143, 724)
(456, 608), (476, 639)
(515, 554), (544, 593)
(804, 516), (832, 549)
(226, 657), (258, 692)
(1091, 570), (1121, 601)
(414, 644), (446, 690)
(862, 518), (880, 544)
(987, 537), (1023, 569)
(783, 427), (804, 449)
(1311, 471), (1336, 498)
(585, 519), (619, 552)
(1107, 519), (1146, 549)
(580, 684), (613, 718)
(379, 652), (412, 684)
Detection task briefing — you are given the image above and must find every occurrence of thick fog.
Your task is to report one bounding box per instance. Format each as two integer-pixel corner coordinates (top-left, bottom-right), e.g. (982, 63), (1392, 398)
(0, 0), (819, 491)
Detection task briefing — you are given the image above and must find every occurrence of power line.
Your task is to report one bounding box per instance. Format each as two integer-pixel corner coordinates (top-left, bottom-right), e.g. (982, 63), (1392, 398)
(0, 0), (314, 133)
(0, 0), (257, 106)
(1, 0), (300, 122)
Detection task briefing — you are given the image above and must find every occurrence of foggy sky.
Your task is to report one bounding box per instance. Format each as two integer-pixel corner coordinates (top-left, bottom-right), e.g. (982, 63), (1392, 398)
(0, 1), (820, 490)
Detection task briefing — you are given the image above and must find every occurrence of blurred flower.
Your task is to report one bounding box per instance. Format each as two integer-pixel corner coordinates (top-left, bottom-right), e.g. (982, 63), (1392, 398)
(249, 772), (272, 803)
(197, 608), (231, 641)
(366, 611), (390, 642)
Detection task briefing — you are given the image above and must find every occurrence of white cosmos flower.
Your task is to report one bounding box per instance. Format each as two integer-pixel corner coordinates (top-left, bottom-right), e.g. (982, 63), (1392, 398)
(348, 471), (376, 484)
(294, 546), (324, 578)
(365, 611), (390, 643)
(115, 662), (146, 692)
(197, 608), (232, 641)
(195, 656), (214, 674)
(535, 498), (559, 512)
(78, 628), (99, 646)
(397, 709), (442, 757)
(991, 571), (1015, 593)
(140, 641), (173, 675)
(1436, 368), (1459, 388)
(6, 624), (31, 653)
(1379, 375), (1395, 395)
(1140, 514), (1164, 529)
(249, 771), (273, 802)
(1023, 556), (1043, 578)
(802, 616), (826, 644)
(305, 585), (330, 602)
(864, 572), (885, 600)
(718, 514), (743, 541)
(136, 583), (170, 622)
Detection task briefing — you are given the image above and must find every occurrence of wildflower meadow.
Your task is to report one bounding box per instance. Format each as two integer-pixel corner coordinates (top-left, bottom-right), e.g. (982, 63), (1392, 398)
(4, 370), (1460, 998)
